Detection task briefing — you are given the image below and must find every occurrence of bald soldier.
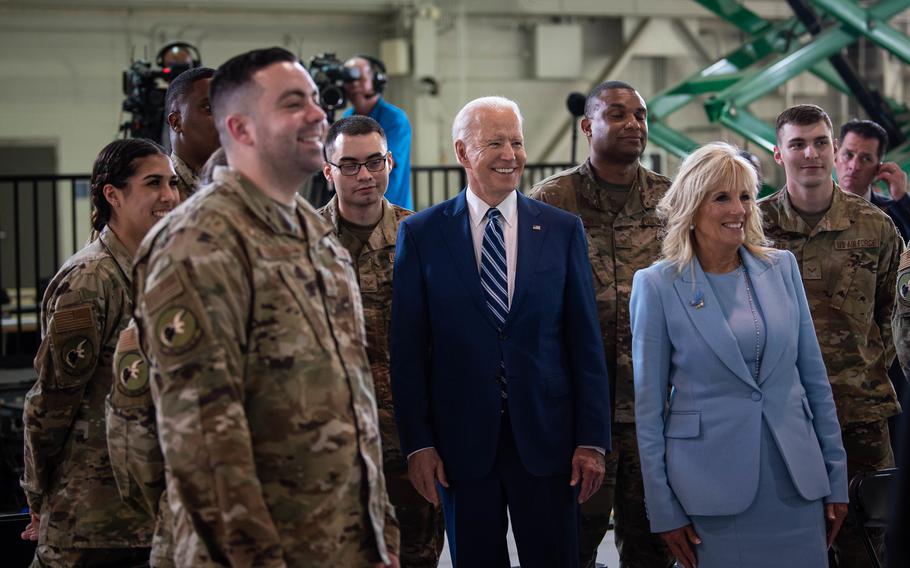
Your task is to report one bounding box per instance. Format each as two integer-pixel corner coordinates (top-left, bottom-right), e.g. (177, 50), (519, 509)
(134, 47), (400, 567)
(319, 115), (445, 567)
(530, 80), (673, 568)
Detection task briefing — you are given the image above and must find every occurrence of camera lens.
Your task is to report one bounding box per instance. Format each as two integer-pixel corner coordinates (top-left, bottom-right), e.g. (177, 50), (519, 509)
(322, 87), (343, 109)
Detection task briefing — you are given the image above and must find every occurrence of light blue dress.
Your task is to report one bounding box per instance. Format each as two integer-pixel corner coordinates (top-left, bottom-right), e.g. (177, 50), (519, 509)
(695, 268), (827, 567)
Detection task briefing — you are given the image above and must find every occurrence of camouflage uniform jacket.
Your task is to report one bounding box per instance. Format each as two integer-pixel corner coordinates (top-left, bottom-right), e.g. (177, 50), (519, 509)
(21, 226), (154, 548)
(892, 249), (910, 380)
(318, 196), (412, 464)
(107, 319), (208, 568)
(133, 167), (398, 567)
(529, 161), (670, 423)
(759, 185), (903, 425)
(171, 152), (199, 201)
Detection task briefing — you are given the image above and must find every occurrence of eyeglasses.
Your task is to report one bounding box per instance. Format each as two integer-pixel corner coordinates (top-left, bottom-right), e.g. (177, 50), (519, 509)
(326, 153), (389, 176)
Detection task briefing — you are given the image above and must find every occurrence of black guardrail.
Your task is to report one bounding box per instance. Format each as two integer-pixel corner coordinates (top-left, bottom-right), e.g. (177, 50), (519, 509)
(0, 163), (573, 366)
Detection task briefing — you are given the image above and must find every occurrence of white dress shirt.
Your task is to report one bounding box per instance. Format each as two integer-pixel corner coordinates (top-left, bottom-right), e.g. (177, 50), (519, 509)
(466, 186), (518, 306)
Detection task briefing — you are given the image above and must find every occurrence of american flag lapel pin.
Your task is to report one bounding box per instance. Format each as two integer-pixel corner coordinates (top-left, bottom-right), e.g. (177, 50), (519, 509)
(532, 224), (542, 231)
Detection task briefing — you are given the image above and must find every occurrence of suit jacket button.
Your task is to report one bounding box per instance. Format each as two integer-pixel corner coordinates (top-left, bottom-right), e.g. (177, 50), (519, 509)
(751, 391), (762, 401)
(499, 332), (507, 340)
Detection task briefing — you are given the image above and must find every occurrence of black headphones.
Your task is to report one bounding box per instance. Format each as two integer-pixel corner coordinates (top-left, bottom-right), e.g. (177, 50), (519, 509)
(155, 42), (202, 69)
(355, 54), (387, 96)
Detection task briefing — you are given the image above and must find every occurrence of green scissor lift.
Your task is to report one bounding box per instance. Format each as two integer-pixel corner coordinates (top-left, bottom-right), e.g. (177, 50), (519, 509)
(647, 0), (910, 195)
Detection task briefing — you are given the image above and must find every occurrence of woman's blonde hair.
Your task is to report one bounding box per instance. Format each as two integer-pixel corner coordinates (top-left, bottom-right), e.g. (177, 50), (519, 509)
(656, 141), (771, 271)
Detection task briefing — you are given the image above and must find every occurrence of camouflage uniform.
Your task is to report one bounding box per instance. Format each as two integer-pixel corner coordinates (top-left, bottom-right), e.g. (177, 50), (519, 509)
(106, 320), (215, 568)
(134, 167), (399, 567)
(21, 226), (154, 566)
(529, 161), (673, 568)
(171, 152), (199, 201)
(891, 250), (910, 566)
(893, 249), (910, 378)
(319, 195), (445, 567)
(760, 185), (902, 568)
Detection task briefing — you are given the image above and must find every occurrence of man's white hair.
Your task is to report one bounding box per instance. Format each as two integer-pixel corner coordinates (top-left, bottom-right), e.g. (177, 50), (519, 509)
(451, 96), (524, 144)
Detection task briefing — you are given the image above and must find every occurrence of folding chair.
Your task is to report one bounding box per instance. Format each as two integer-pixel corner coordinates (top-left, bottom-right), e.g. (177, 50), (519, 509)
(848, 467), (898, 568)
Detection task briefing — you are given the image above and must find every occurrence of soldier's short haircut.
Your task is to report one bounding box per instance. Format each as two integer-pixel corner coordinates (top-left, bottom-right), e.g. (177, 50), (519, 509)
(585, 80), (637, 118)
(90, 138), (167, 233)
(323, 116), (387, 161)
(164, 67), (215, 114)
(840, 119), (889, 159)
(775, 104), (833, 141)
(210, 47), (298, 128)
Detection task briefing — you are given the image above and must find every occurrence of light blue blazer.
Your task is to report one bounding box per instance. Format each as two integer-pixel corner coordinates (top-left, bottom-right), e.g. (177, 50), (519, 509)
(630, 247), (848, 533)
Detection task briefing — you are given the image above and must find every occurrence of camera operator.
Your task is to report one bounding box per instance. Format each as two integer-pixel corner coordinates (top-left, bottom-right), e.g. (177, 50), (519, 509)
(343, 56), (413, 210)
(159, 43), (198, 73)
(121, 42), (203, 144)
(165, 67), (220, 198)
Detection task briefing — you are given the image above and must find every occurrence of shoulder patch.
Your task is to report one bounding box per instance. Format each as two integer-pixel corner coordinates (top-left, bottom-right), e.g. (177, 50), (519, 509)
(898, 270), (910, 305)
(144, 271), (185, 315)
(900, 249), (910, 272)
(140, 265), (218, 372)
(116, 322), (140, 353)
(114, 325), (149, 395)
(54, 305), (93, 334)
(60, 335), (95, 375)
(115, 351), (150, 397)
(154, 306), (204, 356)
(46, 301), (100, 387)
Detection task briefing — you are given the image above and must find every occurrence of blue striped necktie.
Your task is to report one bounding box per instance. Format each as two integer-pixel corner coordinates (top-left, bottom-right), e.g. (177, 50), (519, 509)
(481, 208), (510, 402)
(480, 208), (509, 326)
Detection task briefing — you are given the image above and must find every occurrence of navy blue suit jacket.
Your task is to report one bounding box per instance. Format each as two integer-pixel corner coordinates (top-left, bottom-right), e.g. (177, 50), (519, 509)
(390, 190), (611, 481)
(871, 191), (910, 243)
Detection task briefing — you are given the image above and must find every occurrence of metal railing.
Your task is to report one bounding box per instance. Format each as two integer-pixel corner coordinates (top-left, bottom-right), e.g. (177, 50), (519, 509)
(410, 163), (572, 210)
(1, 176), (90, 367)
(0, 162), (573, 366)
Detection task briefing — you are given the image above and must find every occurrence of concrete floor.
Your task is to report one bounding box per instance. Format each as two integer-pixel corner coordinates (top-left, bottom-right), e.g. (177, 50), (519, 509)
(436, 522), (620, 567)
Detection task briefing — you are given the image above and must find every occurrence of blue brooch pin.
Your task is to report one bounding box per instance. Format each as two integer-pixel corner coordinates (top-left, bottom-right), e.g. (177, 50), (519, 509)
(690, 290), (705, 310)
